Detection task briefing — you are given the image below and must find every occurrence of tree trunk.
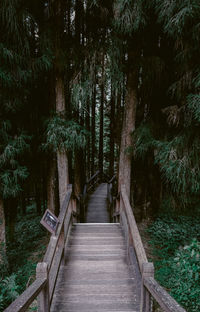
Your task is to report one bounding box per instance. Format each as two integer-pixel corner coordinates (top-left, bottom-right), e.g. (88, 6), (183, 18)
(86, 99), (91, 178)
(109, 85), (115, 178)
(98, 54), (105, 178)
(118, 54), (138, 199)
(56, 76), (69, 209)
(74, 149), (84, 197)
(0, 198), (6, 264)
(47, 157), (57, 214)
(91, 77), (96, 176)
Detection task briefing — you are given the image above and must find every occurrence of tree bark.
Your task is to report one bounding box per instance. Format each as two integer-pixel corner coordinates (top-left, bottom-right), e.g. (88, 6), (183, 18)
(86, 99), (91, 178)
(118, 54), (138, 199)
(0, 198), (6, 264)
(98, 54), (105, 177)
(91, 76), (96, 176)
(47, 157), (57, 214)
(56, 76), (69, 209)
(109, 85), (115, 178)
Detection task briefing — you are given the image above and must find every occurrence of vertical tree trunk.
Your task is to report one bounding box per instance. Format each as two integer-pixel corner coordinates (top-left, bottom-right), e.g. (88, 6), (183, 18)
(118, 53), (138, 199)
(53, 0), (70, 210)
(91, 77), (96, 176)
(47, 157), (57, 214)
(109, 85), (115, 178)
(98, 54), (105, 177)
(0, 198), (6, 264)
(74, 149), (84, 197)
(56, 76), (69, 209)
(86, 100), (91, 178)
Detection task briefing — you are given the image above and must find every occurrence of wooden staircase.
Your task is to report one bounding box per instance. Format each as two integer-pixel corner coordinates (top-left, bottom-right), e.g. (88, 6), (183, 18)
(5, 176), (186, 312)
(51, 223), (140, 311)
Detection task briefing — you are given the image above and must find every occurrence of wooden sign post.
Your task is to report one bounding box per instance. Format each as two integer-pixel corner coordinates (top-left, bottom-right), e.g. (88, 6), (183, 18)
(40, 209), (59, 234)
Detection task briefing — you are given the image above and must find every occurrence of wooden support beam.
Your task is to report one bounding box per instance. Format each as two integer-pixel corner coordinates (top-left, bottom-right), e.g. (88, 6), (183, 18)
(36, 263), (50, 312)
(144, 277), (186, 312)
(140, 262), (154, 312)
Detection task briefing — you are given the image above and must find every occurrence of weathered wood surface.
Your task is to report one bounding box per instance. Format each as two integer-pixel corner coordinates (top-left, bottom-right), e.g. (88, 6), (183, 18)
(121, 184), (148, 273)
(4, 278), (47, 312)
(86, 183), (109, 223)
(51, 223), (141, 312)
(144, 277), (186, 312)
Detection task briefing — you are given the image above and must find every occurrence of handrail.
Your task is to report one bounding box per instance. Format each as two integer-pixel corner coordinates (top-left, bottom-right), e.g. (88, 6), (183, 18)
(121, 184), (147, 272)
(118, 184), (186, 312)
(87, 170), (100, 184)
(5, 184), (80, 312)
(144, 277), (186, 312)
(108, 175), (116, 184)
(4, 278), (47, 312)
(81, 170), (101, 221)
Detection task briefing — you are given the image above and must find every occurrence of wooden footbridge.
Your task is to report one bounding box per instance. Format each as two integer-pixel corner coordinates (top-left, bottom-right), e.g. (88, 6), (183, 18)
(5, 172), (186, 312)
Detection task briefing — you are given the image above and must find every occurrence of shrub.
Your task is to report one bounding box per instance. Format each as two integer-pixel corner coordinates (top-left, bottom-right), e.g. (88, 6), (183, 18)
(147, 216), (200, 311)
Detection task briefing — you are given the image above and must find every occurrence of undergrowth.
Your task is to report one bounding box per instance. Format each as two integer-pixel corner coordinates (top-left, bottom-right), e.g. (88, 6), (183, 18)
(147, 214), (200, 311)
(0, 205), (47, 311)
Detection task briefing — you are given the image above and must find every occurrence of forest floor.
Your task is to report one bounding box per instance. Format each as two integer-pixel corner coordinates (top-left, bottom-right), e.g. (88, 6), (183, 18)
(138, 213), (200, 312)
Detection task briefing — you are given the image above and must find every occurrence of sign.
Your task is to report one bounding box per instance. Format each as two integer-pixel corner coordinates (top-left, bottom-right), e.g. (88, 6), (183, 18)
(40, 209), (59, 234)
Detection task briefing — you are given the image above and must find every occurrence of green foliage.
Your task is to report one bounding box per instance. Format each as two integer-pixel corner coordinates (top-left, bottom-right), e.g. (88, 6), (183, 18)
(148, 215), (200, 311)
(134, 122), (200, 199)
(0, 132), (30, 199)
(44, 116), (89, 152)
(155, 0), (200, 38)
(0, 211), (47, 311)
(170, 239), (200, 311)
(114, 0), (146, 34)
(0, 274), (19, 311)
(187, 94), (200, 123)
(134, 123), (155, 159)
(154, 135), (200, 195)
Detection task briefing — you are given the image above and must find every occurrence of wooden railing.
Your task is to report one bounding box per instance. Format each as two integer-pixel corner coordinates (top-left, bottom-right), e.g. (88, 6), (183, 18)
(5, 184), (79, 312)
(81, 170), (100, 220)
(116, 184), (186, 312)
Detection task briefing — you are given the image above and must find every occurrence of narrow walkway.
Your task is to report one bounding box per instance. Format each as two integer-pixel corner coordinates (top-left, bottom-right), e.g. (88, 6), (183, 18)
(86, 183), (109, 223)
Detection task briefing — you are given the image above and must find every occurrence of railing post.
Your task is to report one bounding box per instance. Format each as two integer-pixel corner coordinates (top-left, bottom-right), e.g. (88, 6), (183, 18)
(36, 262), (50, 312)
(140, 262), (154, 312)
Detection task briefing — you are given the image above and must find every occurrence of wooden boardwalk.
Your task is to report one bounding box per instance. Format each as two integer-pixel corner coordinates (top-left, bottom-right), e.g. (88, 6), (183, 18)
(51, 184), (141, 312)
(86, 183), (109, 223)
(5, 182), (186, 312)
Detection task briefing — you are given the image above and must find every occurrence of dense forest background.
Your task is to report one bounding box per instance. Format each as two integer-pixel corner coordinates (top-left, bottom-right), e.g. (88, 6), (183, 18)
(0, 0), (200, 311)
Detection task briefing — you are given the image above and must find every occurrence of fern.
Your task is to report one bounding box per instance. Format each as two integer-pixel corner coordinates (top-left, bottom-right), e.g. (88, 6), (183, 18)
(187, 94), (200, 122)
(134, 123), (156, 159)
(44, 116), (89, 152)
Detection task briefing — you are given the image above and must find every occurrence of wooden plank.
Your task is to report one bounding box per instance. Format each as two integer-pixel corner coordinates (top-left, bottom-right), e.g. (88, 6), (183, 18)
(4, 278), (46, 312)
(121, 185), (148, 273)
(144, 277), (186, 312)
